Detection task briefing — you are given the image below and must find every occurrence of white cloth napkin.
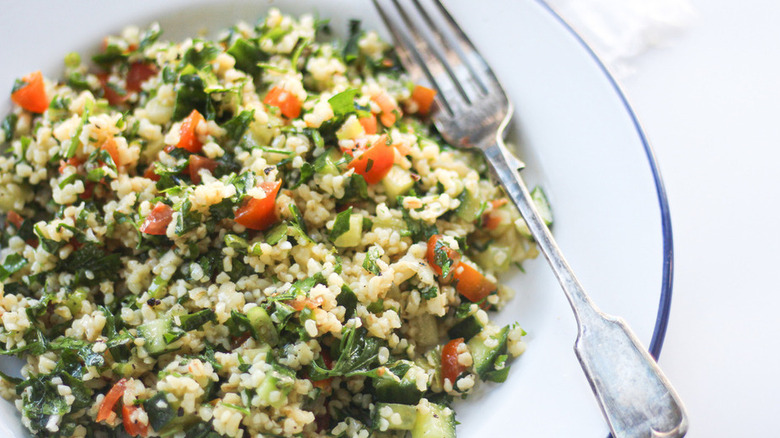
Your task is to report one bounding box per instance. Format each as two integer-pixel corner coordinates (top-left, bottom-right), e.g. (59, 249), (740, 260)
(544, 0), (696, 77)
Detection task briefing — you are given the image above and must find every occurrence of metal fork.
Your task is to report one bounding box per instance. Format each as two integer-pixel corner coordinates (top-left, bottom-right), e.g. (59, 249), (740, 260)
(372, 1), (688, 437)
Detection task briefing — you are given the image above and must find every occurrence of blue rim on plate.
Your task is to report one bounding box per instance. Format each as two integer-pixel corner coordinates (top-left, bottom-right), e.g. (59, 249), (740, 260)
(535, 3), (675, 436)
(535, 0), (675, 360)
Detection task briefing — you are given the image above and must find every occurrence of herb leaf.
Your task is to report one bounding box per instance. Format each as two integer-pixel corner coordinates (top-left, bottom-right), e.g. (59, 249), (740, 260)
(362, 246), (382, 275)
(328, 89), (359, 116)
(329, 207), (353, 242)
(0, 253), (27, 281)
(309, 326), (382, 380)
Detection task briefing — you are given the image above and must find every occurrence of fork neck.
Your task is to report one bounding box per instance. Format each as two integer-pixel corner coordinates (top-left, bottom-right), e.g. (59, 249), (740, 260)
(484, 139), (600, 326)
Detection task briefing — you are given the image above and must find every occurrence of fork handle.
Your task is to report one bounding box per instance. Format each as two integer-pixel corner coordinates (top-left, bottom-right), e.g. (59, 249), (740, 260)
(484, 138), (688, 438)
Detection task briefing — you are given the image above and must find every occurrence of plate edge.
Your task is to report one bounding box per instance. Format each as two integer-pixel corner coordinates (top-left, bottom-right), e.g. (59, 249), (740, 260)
(533, 0), (675, 360)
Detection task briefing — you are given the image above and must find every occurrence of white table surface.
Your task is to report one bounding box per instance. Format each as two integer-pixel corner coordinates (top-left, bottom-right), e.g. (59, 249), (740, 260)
(603, 0), (780, 435)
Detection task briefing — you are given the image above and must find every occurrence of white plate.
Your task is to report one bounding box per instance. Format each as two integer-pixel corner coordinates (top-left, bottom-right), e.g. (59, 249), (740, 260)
(0, 1), (673, 437)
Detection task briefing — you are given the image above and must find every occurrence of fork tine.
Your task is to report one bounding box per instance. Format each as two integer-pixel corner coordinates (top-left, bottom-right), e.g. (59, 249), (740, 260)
(410, 0), (488, 98)
(373, 0), (464, 114)
(371, 0), (425, 84)
(430, 0), (505, 94)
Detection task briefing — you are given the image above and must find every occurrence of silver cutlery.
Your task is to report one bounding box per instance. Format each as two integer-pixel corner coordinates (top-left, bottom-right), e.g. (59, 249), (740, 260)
(372, 1), (689, 436)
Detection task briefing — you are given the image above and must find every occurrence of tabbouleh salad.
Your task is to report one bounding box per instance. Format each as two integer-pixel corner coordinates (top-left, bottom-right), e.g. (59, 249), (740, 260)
(0, 9), (547, 438)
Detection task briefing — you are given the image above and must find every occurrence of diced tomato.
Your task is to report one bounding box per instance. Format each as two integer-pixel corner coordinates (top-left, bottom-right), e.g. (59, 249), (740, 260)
(139, 202), (173, 235)
(96, 378), (127, 422)
(79, 182), (95, 200)
(411, 85), (437, 116)
(289, 296), (324, 312)
(371, 91), (400, 127)
(426, 234), (462, 282)
(231, 332), (252, 349)
(340, 138), (369, 156)
(453, 262), (496, 303)
(6, 211), (23, 229)
(58, 157), (83, 174)
(263, 86), (302, 119)
(234, 180), (282, 230)
(122, 404), (148, 437)
(97, 73), (127, 106)
(347, 135), (394, 184)
(482, 212), (502, 230)
(100, 137), (121, 167)
(11, 71), (48, 113)
(175, 109), (205, 153)
(143, 165), (160, 181)
(491, 198), (508, 209)
(188, 155), (218, 184)
(358, 115), (377, 135)
(442, 338), (467, 384)
(125, 62), (157, 93)
(311, 350), (334, 390)
(482, 199), (509, 230)
(315, 414), (331, 433)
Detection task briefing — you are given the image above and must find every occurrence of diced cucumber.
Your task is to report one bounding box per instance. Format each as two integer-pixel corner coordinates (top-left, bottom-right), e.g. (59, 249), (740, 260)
(111, 362), (135, 377)
(314, 148), (341, 175)
(483, 354), (510, 383)
(336, 115), (365, 140)
(138, 318), (173, 355)
(455, 188), (484, 222)
(64, 287), (88, 315)
(411, 403), (456, 438)
(178, 309), (216, 332)
(374, 362), (424, 405)
(224, 234), (248, 250)
(333, 214), (363, 247)
(382, 165), (415, 200)
(256, 365), (295, 409)
(143, 391), (176, 431)
(147, 275), (169, 299)
(447, 314), (485, 342)
(472, 244), (511, 273)
(373, 403), (417, 431)
(467, 325), (509, 379)
(414, 346), (442, 391)
(372, 216), (406, 231)
(414, 314), (439, 348)
(530, 186), (553, 226)
(247, 306), (279, 346)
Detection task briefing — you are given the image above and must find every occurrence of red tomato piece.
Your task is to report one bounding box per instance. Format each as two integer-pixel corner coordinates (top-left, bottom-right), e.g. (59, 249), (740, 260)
(234, 180), (282, 230)
(6, 211), (23, 229)
(125, 62), (157, 93)
(411, 85), (437, 116)
(139, 202), (173, 235)
(263, 86), (302, 119)
(188, 155), (218, 184)
(79, 182), (95, 200)
(481, 199), (510, 230)
(347, 135), (394, 184)
(97, 73), (127, 106)
(371, 92), (400, 127)
(289, 296), (324, 312)
(441, 338), (466, 384)
(358, 115), (378, 135)
(311, 350), (334, 390)
(11, 71), (48, 113)
(122, 404), (149, 437)
(453, 262), (496, 303)
(58, 157), (83, 174)
(100, 137), (121, 167)
(426, 234), (462, 282)
(96, 378), (127, 422)
(176, 109), (205, 153)
(143, 165), (160, 182)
